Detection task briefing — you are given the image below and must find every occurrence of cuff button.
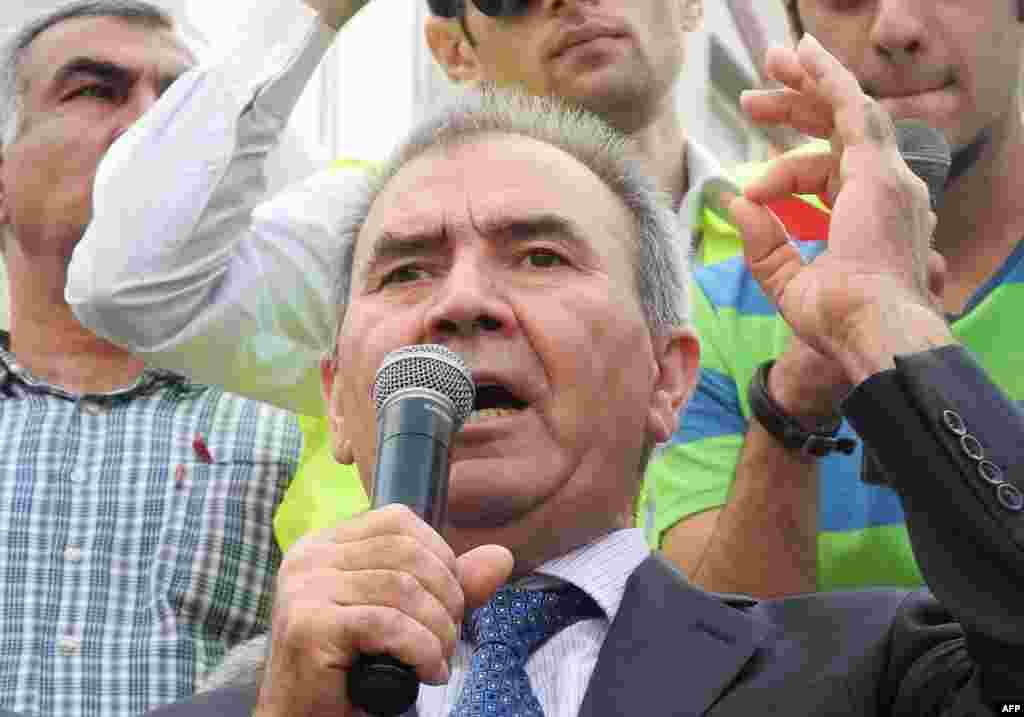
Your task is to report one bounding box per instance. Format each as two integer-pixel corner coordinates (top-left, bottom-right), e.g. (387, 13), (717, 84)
(978, 460), (1004, 485)
(960, 434), (984, 461)
(943, 409), (967, 436)
(996, 483), (1024, 513)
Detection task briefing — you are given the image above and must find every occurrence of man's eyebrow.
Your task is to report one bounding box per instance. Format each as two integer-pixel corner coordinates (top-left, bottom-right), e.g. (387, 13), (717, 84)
(53, 58), (133, 88)
(52, 57), (186, 94)
(475, 213), (592, 253)
(361, 213), (592, 273)
(363, 232), (449, 272)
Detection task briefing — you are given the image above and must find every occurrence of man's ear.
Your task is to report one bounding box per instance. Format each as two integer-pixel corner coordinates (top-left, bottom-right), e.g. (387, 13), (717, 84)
(425, 15), (482, 85)
(646, 328), (700, 443)
(681, 0), (703, 32)
(321, 354), (355, 465)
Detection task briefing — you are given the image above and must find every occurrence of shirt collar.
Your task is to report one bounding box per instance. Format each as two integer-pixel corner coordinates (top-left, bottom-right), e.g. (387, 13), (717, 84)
(0, 330), (184, 399)
(678, 139), (734, 235)
(520, 528), (651, 623)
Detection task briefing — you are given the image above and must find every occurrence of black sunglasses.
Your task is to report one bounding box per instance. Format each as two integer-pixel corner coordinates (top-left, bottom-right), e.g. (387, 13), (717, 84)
(427, 0), (530, 18)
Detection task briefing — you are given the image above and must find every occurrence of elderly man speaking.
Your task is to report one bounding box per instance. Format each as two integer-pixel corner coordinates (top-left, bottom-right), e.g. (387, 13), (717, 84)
(151, 36), (1023, 717)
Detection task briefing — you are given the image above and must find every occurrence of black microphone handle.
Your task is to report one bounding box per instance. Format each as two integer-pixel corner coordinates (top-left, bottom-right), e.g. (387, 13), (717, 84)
(893, 119), (952, 211)
(347, 395), (455, 717)
(372, 432), (451, 522)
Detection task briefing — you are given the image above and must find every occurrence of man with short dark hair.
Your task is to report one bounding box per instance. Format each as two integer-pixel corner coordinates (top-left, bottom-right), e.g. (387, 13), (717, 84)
(145, 41), (1024, 716)
(0, 3), (301, 714)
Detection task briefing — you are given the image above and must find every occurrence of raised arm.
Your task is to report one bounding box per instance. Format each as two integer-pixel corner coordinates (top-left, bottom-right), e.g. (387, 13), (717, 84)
(67, 0), (372, 416)
(658, 286), (849, 597)
(732, 35), (1023, 709)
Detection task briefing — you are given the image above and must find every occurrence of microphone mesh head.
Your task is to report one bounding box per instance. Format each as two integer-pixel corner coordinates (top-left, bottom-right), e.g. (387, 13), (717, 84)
(372, 345), (476, 428)
(894, 119), (952, 210)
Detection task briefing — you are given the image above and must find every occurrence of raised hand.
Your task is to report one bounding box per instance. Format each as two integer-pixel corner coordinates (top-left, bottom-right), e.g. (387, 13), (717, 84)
(727, 35), (951, 385)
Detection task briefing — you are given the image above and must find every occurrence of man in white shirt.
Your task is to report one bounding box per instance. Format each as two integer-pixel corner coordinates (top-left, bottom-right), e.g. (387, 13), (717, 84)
(65, 0), (715, 548)
(145, 42), (1024, 717)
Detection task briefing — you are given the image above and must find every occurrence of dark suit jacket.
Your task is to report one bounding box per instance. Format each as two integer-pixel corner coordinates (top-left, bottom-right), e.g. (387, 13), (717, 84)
(146, 346), (1024, 716)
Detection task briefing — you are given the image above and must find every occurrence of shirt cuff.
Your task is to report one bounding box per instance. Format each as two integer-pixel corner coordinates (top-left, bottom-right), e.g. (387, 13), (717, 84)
(244, 4), (338, 122)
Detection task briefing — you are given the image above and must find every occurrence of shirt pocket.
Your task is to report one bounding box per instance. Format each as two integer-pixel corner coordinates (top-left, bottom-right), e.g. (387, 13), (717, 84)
(150, 459), (288, 645)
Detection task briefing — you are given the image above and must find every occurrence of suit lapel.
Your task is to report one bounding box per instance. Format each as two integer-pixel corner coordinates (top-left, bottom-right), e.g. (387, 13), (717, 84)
(577, 555), (774, 717)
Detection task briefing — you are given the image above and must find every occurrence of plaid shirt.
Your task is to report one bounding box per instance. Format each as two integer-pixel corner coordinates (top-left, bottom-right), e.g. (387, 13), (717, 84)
(0, 339), (300, 717)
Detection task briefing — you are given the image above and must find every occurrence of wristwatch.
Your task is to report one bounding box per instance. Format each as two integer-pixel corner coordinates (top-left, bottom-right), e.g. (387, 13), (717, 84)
(747, 360), (857, 458)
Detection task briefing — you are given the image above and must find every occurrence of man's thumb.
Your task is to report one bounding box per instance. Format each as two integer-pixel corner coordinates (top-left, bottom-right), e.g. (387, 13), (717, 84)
(456, 545), (515, 611)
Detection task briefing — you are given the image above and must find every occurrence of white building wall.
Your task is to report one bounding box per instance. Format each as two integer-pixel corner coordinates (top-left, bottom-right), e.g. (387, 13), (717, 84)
(679, 0), (791, 165)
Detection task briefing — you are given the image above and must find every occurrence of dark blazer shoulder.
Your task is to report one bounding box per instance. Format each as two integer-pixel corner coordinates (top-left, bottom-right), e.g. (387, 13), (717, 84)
(581, 556), (960, 717)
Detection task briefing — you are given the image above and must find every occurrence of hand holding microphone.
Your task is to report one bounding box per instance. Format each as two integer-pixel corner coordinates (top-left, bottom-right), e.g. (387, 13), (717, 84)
(254, 346), (512, 717)
(347, 345), (475, 716)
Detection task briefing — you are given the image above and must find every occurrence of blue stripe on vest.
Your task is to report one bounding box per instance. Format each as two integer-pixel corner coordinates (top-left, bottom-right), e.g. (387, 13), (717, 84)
(673, 368), (748, 444)
(697, 240), (830, 316)
(696, 258), (778, 317)
(817, 425), (907, 532)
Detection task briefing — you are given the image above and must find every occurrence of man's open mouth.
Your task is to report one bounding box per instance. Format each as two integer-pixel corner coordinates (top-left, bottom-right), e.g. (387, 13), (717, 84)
(467, 384), (528, 423)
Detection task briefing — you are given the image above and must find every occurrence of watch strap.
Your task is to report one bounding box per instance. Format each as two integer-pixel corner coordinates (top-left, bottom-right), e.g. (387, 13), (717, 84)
(747, 360), (857, 458)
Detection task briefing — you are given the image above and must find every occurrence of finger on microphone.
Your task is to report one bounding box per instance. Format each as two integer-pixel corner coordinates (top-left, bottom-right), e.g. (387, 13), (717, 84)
(288, 534), (466, 624)
(311, 569), (461, 664)
(338, 604), (452, 686)
(317, 504), (458, 573)
(456, 544), (515, 612)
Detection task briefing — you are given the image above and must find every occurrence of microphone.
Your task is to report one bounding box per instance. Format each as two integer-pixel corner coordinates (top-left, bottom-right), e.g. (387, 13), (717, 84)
(861, 120), (951, 486)
(893, 119), (952, 211)
(347, 344), (476, 717)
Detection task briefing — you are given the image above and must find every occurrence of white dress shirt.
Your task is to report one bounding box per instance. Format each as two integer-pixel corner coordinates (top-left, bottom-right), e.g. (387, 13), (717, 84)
(68, 1), (342, 416)
(67, 0), (723, 419)
(418, 529), (651, 717)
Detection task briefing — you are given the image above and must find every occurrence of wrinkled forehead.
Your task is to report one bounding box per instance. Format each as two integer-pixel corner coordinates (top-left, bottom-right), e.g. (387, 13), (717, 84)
(353, 133), (636, 268)
(17, 14), (196, 90)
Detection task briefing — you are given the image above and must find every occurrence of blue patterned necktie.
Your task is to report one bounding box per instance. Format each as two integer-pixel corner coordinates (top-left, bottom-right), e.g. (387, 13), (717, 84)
(449, 585), (603, 717)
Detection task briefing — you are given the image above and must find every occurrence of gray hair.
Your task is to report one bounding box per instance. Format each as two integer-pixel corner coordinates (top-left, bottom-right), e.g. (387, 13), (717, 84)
(330, 86), (691, 351)
(0, 0), (177, 146)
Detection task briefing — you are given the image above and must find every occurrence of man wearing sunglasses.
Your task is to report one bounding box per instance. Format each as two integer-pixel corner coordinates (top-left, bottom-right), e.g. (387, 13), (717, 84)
(66, 0), (716, 549)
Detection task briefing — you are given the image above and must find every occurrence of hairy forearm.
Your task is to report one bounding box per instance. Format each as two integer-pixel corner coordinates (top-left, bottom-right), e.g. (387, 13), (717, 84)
(690, 423), (819, 598)
(838, 301), (957, 386)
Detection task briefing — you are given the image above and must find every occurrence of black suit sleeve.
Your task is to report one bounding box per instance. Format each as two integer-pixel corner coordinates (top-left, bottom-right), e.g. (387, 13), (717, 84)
(843, 344), (1024, 711)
